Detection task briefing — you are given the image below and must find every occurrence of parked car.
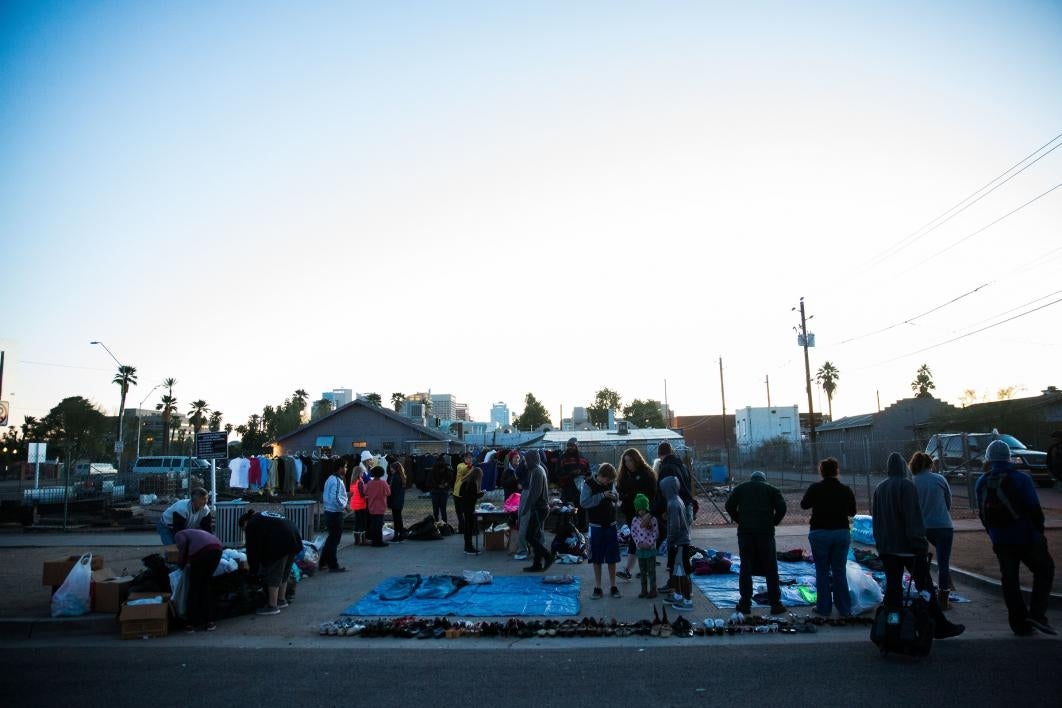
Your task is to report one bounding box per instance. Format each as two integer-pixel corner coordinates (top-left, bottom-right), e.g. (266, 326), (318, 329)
(130, 456), (210, 491)
(925, 432), (1052, 487)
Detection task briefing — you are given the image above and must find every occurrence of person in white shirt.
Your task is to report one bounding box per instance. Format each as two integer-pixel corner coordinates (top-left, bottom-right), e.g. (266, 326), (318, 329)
(320, 460), (349, 572)
(158, 488), (212, 544)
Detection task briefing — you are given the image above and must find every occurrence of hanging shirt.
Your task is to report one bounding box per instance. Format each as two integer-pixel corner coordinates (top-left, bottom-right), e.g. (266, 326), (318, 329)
(228, 457), (250, 488)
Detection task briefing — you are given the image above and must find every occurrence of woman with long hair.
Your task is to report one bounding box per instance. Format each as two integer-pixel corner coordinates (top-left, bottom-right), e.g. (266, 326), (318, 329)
(616, 448), (657, 581)
(909, 450), (955, 609)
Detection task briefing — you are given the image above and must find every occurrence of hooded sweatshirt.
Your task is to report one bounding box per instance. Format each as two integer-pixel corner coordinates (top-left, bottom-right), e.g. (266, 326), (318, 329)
(872, 452), (928, 556)
(975, 460), (1046, 545)
(520, 450), (549, 515)
(661, 477), (690, 547)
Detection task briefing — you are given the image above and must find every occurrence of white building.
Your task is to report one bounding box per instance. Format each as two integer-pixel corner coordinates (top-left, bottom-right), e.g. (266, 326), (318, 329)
(734, 405), (800, 446)
(490, 402), (509, 429)
(431, 393), (457, 421)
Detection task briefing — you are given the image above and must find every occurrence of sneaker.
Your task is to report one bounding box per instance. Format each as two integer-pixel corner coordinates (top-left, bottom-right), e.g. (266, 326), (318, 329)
(672, 599), (693, 612)
(591, 587), (604, 599)
(277, 599), (290, 609)
(256, 606), (280, 616)
(616, 570), (632, 581)
(670, 592), (684, 604)
(513, 552), (529, 561)
(1027, 617), (1058, 635)
(464, 549), (481, 556)
(610, 586), (622, 599)
(205, 622), (217, 631)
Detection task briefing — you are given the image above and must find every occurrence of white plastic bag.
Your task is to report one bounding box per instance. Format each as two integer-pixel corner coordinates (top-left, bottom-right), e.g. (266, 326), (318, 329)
(170, 568), (189, 619)
(51, 553), (92, 617)
(462, 570), (492, 584)
(382, 525), (395, 542)
(846, 560), (883, 615)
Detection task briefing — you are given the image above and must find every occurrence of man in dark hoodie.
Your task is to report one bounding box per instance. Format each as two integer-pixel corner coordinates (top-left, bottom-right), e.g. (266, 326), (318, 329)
(557, 437), (590, 530)
(872, 452), (964, 639)
(520, 450), (554, 572)
(976, 439), (1055, 635)
(725, 471), (787, 614)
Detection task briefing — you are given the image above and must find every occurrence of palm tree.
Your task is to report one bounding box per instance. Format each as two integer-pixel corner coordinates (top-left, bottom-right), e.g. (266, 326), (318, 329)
(815, 361), (840, 420)
(20, 416), (38, 439)
(208, 410), (223, 432)
(188, 400), (210, 434)
(248, 414), (262, 432)
(224, 423), (234, 436)
(391, 392), (406, 412)
(156, 394), (178, 454)
(235, 424), (248, 438)
(112, 365), (138, 462)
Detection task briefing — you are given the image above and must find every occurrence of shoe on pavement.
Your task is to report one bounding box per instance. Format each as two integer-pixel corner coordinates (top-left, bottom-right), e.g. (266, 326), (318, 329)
(591, 587), (604, 599)
(610, 586), (622, 599)
(672, 599), (694, 612)
(206, 622), (217, 631)
(464, 549), (481, 556)
(277, 599), (290, 609)
(542, 553), (556, 572)
(1027, 617), (1057, 635)
(616, 570), (632, 581)
(256, 606), (280, 616)
(934, 622), (965, 639)
(329, 566), (348, 573)
(523, 565), (545, 573)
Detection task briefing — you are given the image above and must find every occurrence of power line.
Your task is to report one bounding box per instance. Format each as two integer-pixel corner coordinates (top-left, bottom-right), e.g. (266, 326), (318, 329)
(837, 282), (991, 345)
(865, 131), (1062, 267)
(925, 182), (1062, 261)
(876, 294), (1062, 364)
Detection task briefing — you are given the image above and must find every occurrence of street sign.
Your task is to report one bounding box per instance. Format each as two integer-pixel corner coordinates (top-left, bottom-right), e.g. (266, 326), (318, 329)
(28, 442), (47, 463)
(195, 431), (228, 460)
(114, 440), (124, 453)
(0, 401), (8, 426)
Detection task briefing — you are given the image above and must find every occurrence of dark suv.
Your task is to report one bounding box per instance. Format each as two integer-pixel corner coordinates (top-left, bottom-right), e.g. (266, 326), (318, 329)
(925, 432), (1051, 487)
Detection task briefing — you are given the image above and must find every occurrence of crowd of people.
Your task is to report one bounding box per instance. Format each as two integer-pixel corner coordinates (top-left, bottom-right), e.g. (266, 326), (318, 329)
(156, 434), (1056, 639)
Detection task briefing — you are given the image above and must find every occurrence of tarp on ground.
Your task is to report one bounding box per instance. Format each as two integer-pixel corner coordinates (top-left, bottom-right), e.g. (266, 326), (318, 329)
(691, 557), (819, 608)
(343, 575), (581, 617)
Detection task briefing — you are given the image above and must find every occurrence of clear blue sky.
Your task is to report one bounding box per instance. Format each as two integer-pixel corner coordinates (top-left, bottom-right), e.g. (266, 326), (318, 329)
(2, 1), (1060, 432)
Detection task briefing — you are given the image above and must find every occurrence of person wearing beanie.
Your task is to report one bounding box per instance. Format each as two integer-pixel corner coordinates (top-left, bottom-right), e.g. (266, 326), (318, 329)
(630, 493), (660, 598)
(976, 439), (1055, 635)
(725, 470), (787, 615)
(556, 437), (591, 530)
(519, 450), (554, 572)
(872, 452), (964, 639)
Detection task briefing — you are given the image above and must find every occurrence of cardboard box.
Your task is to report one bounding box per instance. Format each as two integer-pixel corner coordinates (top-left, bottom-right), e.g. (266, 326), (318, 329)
(163, 545), (179, 563)
(42, 555), (106, 587)
(119, 592), (172, 639)
(92, 569), (134, 614)
(483, 529), (510, 551)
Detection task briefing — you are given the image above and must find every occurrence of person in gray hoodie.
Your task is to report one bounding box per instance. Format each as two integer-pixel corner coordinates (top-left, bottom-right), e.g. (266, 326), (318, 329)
(661, 476), (694, 611)
(520, 450), (554, 572)
(872, 452), (964, 639)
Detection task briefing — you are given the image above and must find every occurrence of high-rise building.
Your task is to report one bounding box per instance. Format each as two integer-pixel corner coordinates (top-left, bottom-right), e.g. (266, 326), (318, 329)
(430, 393), (457, 421)
(490, 402), (509, 429)
(454, 402), (469, 421)
(322, 388), (352, 408)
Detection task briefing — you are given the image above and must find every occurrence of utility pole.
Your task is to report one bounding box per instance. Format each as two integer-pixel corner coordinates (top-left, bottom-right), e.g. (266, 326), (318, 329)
(663, 379), (671, 428)
(719, 358), (731, 482)
(797, 297), (818, 471)
(765, 374), (771, 407)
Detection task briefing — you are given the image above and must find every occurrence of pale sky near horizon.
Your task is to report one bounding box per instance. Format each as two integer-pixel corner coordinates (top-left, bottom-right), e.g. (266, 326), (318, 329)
(1, 1), (1060, 437)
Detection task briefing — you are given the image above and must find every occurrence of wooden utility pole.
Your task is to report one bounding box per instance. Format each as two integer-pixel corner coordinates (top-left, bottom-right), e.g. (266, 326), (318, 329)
(719, 358), (731, 481)
(798, 298), (818, 469)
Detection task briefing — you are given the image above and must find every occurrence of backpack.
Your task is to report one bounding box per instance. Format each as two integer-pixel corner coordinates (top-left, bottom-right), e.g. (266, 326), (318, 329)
(870, 577), (934, 658)
(979, 474), (1022, 528)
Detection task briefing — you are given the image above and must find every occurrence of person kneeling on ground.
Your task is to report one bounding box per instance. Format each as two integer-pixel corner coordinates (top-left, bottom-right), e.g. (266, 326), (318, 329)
(239, 509), (303, 616)
(872, 452), (964, 639)
(158, 487), (212, 545)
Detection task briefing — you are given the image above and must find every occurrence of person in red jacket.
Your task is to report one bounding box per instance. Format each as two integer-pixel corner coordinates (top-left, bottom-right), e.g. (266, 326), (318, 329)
(349, 451), (374, 545)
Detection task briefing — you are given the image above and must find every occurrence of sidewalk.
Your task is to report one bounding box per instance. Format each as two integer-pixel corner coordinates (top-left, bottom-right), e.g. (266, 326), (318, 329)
(2, 523), (1056, 647)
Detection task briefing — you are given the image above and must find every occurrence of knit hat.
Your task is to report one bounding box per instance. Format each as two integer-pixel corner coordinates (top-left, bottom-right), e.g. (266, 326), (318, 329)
(508, 450), (522, 462)
(633, 493), (650, 512)
(359, 450), (374, 463)
(986, 440), (1011, 462)
(750, 471), (766, 481)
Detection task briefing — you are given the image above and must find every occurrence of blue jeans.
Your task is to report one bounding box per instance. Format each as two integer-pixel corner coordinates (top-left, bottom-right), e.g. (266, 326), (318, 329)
(157, 520), (175, 546)
(808, 528), (852, 616)
(926, 527), (953, 591)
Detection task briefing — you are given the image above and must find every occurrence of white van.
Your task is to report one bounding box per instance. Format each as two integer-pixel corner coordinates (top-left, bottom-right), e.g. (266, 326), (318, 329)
(131, 456), (211, 476)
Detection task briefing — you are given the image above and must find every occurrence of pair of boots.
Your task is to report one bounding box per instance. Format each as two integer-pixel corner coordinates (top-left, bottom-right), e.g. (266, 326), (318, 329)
(638, 577), (658, 599)
(353, 532), (366, 546)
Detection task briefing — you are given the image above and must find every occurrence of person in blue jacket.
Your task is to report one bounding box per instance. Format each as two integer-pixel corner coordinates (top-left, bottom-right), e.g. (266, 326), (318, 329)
(976, 439), (1056, 635)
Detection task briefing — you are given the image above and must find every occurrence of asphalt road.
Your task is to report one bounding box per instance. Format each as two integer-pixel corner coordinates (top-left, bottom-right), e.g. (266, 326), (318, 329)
(3, 640), (1060, 707)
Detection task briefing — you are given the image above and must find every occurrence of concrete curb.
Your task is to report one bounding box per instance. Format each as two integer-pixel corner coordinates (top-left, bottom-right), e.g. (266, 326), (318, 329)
(0, 614), (116, 640)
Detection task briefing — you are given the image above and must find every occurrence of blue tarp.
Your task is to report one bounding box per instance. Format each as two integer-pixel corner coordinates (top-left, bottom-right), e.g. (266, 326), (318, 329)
(691, 557), (820, 608)
(343, 575), (582, 617)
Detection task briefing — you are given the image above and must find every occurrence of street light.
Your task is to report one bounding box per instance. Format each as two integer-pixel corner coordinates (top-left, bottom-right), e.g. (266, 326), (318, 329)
(136, 384), (162, 459)
(90, 340), (125, 468)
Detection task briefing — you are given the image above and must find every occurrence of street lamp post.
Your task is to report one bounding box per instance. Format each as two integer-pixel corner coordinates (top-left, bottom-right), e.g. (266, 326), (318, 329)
(91, 341), (126, 469)
(136, 384), (162, 459)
